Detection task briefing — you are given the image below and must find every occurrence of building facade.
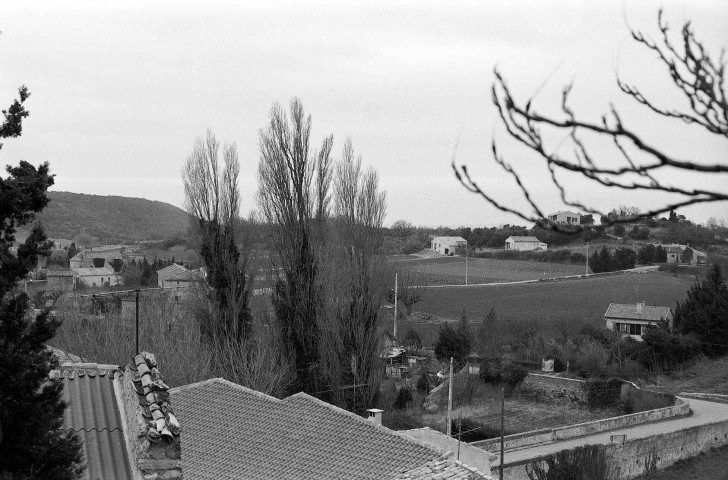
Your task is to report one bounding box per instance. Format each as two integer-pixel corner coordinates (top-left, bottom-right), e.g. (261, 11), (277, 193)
(547, 211), (582, 226)
(604, 302), (673, 341)
(431, 236), (467, 255)
(504, 236), (548, 251)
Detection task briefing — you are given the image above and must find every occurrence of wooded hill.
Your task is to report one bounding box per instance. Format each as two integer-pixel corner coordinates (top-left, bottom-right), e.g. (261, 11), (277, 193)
(25, 191), (191, 243)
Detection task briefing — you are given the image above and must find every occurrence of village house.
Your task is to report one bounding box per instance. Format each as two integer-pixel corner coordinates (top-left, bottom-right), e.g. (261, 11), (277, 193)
(156, 263), (201, 288)
(504, 236), (547, 251)
(47, 270), (75, 292)
(604, 302), (673, 341)
(664, 244), (708, 265)
(430, 236), (467, 255)
(546, 210), (582, 226)
(73, 265), (120, 288)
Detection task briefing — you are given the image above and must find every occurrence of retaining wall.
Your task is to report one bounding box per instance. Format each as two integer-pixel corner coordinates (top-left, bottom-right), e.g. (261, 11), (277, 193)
(501, 418), (728, 480)
(522, 373), (586, 403)
(473, 374), (689, 452)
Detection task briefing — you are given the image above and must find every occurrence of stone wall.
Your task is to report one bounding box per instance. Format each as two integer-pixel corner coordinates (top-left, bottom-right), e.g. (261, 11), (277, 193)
(501, 418), (728, 480)
(118, 362), (182, 480)
(522, 373), (586, 403)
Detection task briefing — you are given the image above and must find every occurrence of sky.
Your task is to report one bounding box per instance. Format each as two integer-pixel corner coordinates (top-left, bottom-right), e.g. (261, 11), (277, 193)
(1, 0), (726, 228)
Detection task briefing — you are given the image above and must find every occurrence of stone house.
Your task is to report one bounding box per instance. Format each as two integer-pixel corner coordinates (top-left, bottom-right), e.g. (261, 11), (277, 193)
(47, 270), (75, 292)
(604, 302), (673, 341)
(73, 265), (120, 288)
(156, 263), (200, 289)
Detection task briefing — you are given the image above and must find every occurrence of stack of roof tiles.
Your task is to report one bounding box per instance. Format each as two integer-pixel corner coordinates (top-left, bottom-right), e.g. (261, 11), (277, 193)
(171, 378), (491, 480)
(131, 352), (180, 442)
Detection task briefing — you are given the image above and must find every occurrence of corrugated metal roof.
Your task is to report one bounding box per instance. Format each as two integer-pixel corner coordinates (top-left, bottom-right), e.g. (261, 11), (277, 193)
(56, 366), (133, 480)
(604, 303), (673, 322)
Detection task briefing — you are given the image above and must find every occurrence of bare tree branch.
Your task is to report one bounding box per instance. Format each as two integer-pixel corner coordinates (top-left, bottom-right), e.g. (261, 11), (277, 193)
(453, 9), (727, 230)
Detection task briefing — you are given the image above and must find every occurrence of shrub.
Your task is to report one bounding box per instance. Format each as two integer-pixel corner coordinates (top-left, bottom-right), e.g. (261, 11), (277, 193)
(582, 377), (623, 409)
(575, 339), (610, 376)
(621, 388), (673, 414)
(434, 323), (471, 366)
(527, 444), (614, 480)
(382, 410), (425, 431)
(613, 224), (625, 236)
(416, 372), (430, 392)
(479, 357), (528, 390)
(393, 387), (414, 410)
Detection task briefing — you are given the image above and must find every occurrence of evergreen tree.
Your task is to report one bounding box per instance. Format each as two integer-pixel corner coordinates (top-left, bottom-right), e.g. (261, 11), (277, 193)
(0, 87), (84, 479)
(674, 265), (728, 356)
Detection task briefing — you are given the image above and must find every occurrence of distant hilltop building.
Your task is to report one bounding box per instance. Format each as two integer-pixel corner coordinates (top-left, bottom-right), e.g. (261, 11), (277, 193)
(546, 210), (582, 226)
(504, 236), (547, 251)
(430, 236), (466, 255)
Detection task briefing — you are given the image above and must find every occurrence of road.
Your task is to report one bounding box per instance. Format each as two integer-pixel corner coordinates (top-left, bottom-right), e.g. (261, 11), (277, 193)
(491, 397), (728, 468)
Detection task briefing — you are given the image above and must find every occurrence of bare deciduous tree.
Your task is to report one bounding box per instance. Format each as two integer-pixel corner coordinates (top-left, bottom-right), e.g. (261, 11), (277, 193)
(323, 138), (388, 412)
(257, 98), (334, 396)
(390, 266), (428, 316)
(453, 9), (727, 230)
(182, 130), (253, 342)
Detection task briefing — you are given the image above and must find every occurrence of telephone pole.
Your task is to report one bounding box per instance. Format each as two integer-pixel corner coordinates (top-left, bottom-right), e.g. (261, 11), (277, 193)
(446, 356), (454, 437)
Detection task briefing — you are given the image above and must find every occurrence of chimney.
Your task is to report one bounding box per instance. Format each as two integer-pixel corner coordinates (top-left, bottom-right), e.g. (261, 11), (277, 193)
(637, 301), (645, 313)
(118, 352), (181, 480)
(367, 408), (383, 426)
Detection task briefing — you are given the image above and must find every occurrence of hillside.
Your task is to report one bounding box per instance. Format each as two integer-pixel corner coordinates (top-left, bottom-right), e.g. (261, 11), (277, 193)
(24, 191), (191, 243)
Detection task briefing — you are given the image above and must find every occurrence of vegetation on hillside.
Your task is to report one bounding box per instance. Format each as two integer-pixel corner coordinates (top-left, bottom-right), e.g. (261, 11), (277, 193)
(24, 191), (191, 243)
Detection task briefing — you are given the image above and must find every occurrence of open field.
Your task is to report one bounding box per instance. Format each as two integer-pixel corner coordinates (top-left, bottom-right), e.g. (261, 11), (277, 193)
(394, 256), (587, 285)
(389, 271), (693, 346)
(647, 357), (728, 396)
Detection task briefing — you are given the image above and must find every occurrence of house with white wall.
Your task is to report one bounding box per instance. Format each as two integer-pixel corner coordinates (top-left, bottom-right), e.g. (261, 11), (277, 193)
(73, 265), (120, 288)
(546, 211), (582, 226)
(505, 236), (548, 251)
(604, 302), (673, 341)
(431, 236), (467, 255)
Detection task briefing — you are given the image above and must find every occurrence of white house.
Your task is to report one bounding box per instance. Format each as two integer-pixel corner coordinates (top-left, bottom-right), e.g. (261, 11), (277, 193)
(430, 236), (467, 255)
(604, 302), (673, 341)
(505, 236), (548, 251)
(547, 211), (582, 226)
(73, 265), (120, 289)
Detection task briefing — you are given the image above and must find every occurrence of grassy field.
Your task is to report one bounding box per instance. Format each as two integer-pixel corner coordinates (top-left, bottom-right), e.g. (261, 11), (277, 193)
(647, 357), (728, 396)
(397, 257), (587, 285)
(390, 271), (693, 346)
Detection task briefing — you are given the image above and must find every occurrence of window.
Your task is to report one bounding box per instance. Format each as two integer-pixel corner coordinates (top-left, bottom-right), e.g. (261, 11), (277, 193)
(614, 322), (642, 336)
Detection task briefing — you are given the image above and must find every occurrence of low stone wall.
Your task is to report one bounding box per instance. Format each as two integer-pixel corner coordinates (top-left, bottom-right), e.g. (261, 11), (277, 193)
(501, 418), (728, 480)
(522, 373), (586, 403)
(473, 375), (689, 453)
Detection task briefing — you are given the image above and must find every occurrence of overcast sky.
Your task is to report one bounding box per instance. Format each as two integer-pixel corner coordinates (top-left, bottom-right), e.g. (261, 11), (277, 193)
(1, 1), (726, 228)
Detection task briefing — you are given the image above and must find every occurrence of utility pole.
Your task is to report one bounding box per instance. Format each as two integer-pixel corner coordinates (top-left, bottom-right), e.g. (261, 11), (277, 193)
(447, 356), (453, 437)
(457, 410), (462, 460)
(465, 241), (469, 286)
(393, 272), (398, 338)
(135, 289), (140, 355)
(585, 241), (589, 275)
(500, 385), (505, 480)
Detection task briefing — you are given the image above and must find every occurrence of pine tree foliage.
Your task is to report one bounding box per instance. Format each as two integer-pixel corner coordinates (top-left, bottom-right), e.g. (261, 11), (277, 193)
(0, 88), (84, 479)
(674, 265), (728, 356)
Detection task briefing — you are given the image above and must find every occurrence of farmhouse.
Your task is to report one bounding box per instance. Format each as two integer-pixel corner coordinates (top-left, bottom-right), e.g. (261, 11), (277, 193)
(546, 210), (582, 226)
(504, 236), (547, 251)
(664, 244), (708, 265)
(604, 302), (673, 341)
(73, 265), (120, 288)
(157, 263), (201, 288)
(431, 236), (466, 255)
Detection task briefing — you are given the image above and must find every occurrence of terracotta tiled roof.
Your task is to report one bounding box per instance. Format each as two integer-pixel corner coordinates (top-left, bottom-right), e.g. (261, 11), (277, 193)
(52, 364), (133, 480)
(156, 263), (196, 283)
(604, 303), (673, 322)
(507, 236), (542, 242)
(395, 455), (485, 479)
(171, 378), (488, 480)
